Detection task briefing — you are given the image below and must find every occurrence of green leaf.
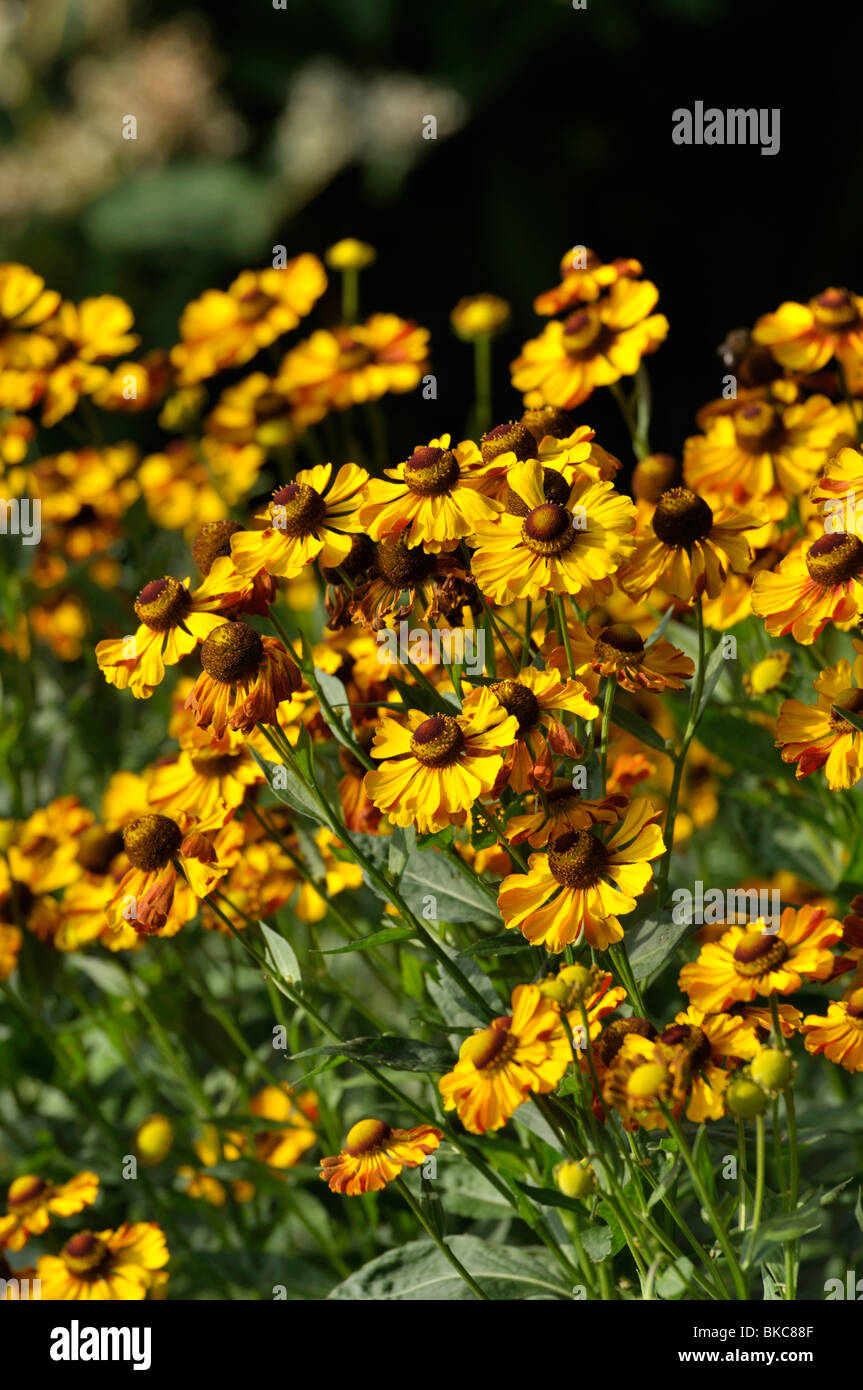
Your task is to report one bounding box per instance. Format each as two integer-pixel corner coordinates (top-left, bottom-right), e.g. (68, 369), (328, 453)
(73, 955), (134, 998)
(458, 932), (532, 957)
(514, 1180), (593, 1217)
(291, 1035), (452, 1073)
(742, 1195), (825, 1268)
(695, 640), (733, 723)
(833, 702), (863, 736)
(311, 666), (356, 741)
(856, 1187), (863, 1234)
(250, 749), (324, 824)
(611, 701), (673, 756)
(355, 835), (501, 927)
(315, 926), (415, 954)
(260, 923), (301, 985)
(626, 913), (693, 983)
(327, 1236), (572, 1300)
(656, 1255), (696, 1299)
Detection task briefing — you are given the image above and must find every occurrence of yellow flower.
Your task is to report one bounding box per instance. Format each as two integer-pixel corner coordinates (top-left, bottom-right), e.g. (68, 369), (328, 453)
(250, 1086), (319, 1168)
(533, 248), (643, 316)
(325, 239), (377, 271)
(134, 1115), (174, 1167)
(364, 686), (519, 834)
(138, 437), (265, 536)
(231, 462), (369, 579)
(603, 1034), (680, 1131)
(37, 1224), (168, 1301)
(775, 651), (863, 788)
(679, 906), (842, 1013)
(438, 984), (570, 1134)
(171, 257), (327, 384)
(498, 798), (665, 952)
(753, 288), (863, 375)
(751, 532), (863, 644)
(278, 313), (429, 412)
(621, 486), (764, 604)
(488, 666), (598, 792)
(206, 372), (307, 448)
(0, 1172), (99, 1252)
(106, 809), (230, 937)
(37, 295), (140, 426)
(95, 570), (241, 699)
(802, 987), (863, 1071)
(507, 778), (628, 848)
(470, 458), (636, 603)
(810, 445), (863, 538)
(358, 435), (500, 551)
(544, 616), (694, 695)
(147, 731), (264, 822)
(320, 1119), (442, 1194)
(660, 1006), (760, 1122)
(512, 278), (668, 409)
(743, 650), (792, 696)
(184, 622), (303, 738)
(450, 294), (510, 340)
(0, 263), (61, 364)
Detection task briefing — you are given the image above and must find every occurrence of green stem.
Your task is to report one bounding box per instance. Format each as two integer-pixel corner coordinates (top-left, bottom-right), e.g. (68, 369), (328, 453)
(395, 1177), (491, 1300)
(664, 1109), (748, 1300)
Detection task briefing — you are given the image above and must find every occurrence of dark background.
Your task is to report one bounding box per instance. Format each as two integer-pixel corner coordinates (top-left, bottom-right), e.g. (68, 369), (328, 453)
(4, 0), (862, 465)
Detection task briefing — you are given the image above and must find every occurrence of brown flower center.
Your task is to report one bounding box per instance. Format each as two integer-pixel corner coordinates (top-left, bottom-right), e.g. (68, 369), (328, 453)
(77, 827), (124, 876)
(598, 1017), (657, 1065)
(548, 829), (607, 889)
(134, 576), (192, 632)
(521, 406), (576, 443)
(409, 714), (465, 767)
(490, 678), (540, 733)
(403, 446), (460, 497)
(652, 488), (714, 547)
(562, 309), (606, 356)
(321, 533), (376, 584)
(62, 1231), (110, 1275)
(375, 534), (436, 587)
(805, 532), (863, 587)
(845, 988), (863, 1019)
(811, 288), (859, 329)
(660, 1022), (711, 1071)
(345, 1118), (391, 1155)
(506, 467), (571, 516)
(734, 402), (784, 453)
(521, 502), (577, 556)
(189, 749), (243, 778)
(480, 422), (536, 466)
(9, 1176), (47, 1208)
(123, 814), (183, 871)
(594, 623), (645, 668)
(254, 390), (290, 423)
(192, 520), (242, 576)
(270, 482), (327, 537)
(200, 621), (264, 684)
(462, 1021), (515, 1070)
(732, 929), (789, 977)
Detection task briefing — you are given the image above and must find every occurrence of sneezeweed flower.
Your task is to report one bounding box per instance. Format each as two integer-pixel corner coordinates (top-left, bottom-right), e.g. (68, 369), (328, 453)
(249, 1086), (318, 1169)
(319, 1119), (442, 1195)
(751, 532), (863, 644)
(22, 295), (140, 426)
(230, 462), (369, 579)
(507, 778), (628, 848)
(775, 651), (863, 788)
(95, 572), (239, 699)
(147, 725), (264, 821)
(92, 349), (172, 413)
(678, 907), (843, 1014)
(358, 436), (501, 551)
(0, 1172), (99, 1252)
(498, 799), (665, 952)
(470, 459), (636, 603)
(540, 964), (627, 1043)
(438, 984), (571, 1134)
(753, 287), (863, 375)
(743, 649), (792, 696)
(7, 795), (93, 893)
(621, 486), (764, 604)
(489, 667), (598, 792)
(450, 294), (510, 341)
(660, 1006), (760, 1122)
(602, 1034), (682, 1131)
(809, 445), (863, 538)
(106, 809), (229, 936)
(134, 1115), (174, 1168)
(513, 278), (667, 410)
(184, 621), (303, 737)
(0, 263), (61, 366)
(802, 987), (863, 1071)
(364, 687), (519, 834)
(347, 533), (469, 629)
(36, 1224), (169, 1301)
(170, 257), (327, 384)
(683, 395), (848, 513)
(533, 247), (643, 316)
(325, 239), (377, 272)
(138, 437), (265, 536)
(544, 617), (694, 696)
(205, 372), (306, 448)
(278, 314), (429, 412)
